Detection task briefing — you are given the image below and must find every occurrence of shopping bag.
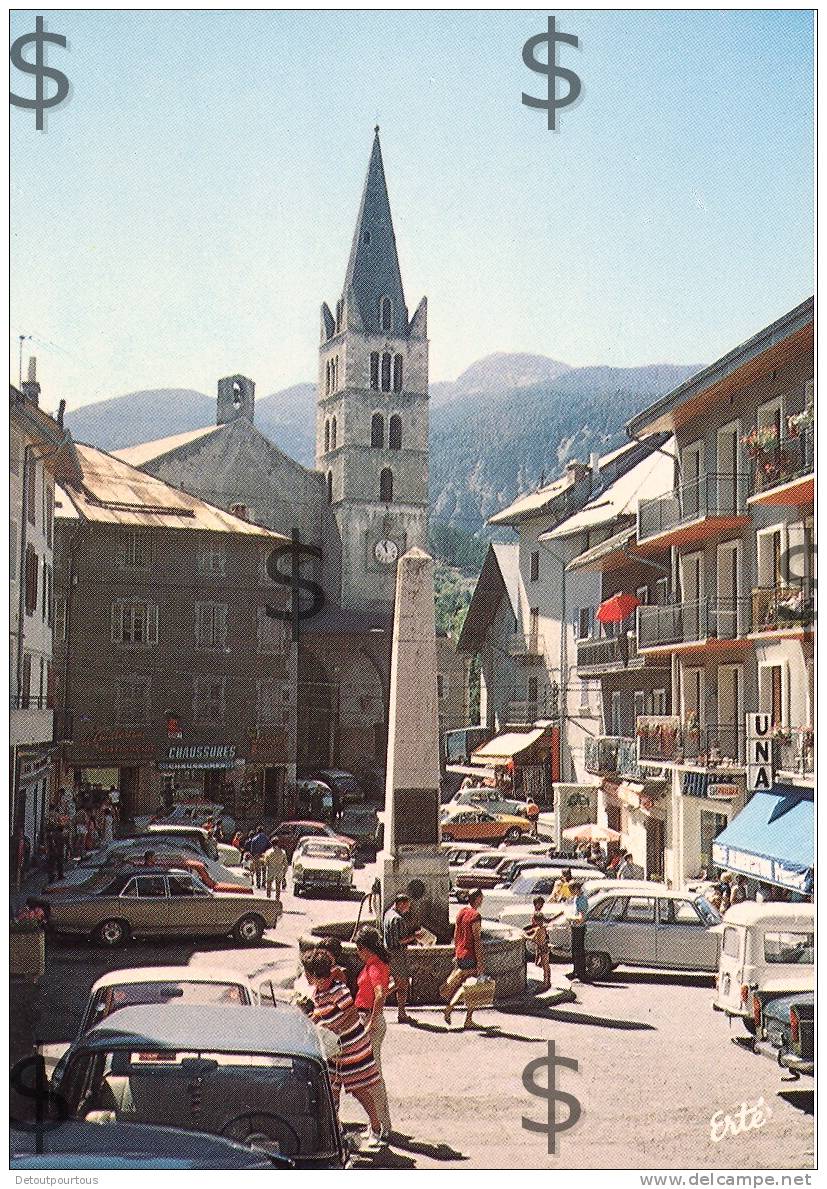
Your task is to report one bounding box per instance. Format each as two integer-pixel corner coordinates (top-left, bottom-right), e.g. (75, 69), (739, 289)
(456, 976), (496, 1010)
(439, 966), (468, 1003)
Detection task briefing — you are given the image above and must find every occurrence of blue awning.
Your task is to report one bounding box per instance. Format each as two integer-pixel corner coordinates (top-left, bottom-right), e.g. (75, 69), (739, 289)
(712, 786), (813, 894)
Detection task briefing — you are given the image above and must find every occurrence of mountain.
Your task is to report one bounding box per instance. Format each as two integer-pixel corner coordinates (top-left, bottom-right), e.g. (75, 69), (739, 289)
(60, 354), (702, 536)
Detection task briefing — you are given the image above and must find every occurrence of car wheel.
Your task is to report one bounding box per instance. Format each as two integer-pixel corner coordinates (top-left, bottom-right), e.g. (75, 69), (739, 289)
(294, 884), (304, 897)
(585, 951), (613, 980)
(505, 827), (522, 842)
(233, 913), (265, 944)
(92, 918), (129, 948)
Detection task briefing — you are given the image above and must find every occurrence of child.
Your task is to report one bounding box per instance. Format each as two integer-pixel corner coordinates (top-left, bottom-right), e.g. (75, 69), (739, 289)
(525, 896), (551, 991)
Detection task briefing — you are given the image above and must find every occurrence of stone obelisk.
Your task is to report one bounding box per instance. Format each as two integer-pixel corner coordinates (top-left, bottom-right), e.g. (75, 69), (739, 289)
(380, 547), (450, 940)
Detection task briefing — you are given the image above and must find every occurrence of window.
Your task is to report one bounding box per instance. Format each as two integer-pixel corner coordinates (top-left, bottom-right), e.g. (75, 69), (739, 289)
(195, 601), (228, 649)
(371, 413), (384, 448)
(381, 353), (391, 392)
(763, 932), (814, 965)
(111, 601), (159, 645)
(652, 688), (667, 715)
(27, 463), (36, 527)
(194, 677), (225, 724)
(619, 897), (655, 923)
(380, 468), (393, 503)
(655, 578), (669, 606)
(658, 898), (703, 925)
(575, 607), (593, 640)
(380, 296), (392, 331)
(21, 653), (32, 708)
(116, 676), (151, 725)
(45, 483), (53, 548)
(388, 414), (402, 450)
(197, 538), (226, 577)
(54, 596), (67, 642)
(117, 529), (153, 570)
(370, 353), (380, 390)
(335, 298), (343, 333)
(10, 431), (21, 475)
(331, 416), (337, 450)
(24, 545), (38, 615)
(258, 606), (287, 654)
(257, 678), (281, 725)
(588, 898), (615, 921)
(530, 551), (540, 582)
(42, 561), (52, 623)
(326, 471), (333, 504)
(167, 874), (198, 897)
(393, 354), (403, 392)
(135, 876), (167, 899)
(721, 926), (741, 959)
(324, 419), (330, 452)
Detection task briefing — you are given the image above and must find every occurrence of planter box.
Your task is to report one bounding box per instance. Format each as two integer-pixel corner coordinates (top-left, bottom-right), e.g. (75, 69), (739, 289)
(10, 930), (45, 979)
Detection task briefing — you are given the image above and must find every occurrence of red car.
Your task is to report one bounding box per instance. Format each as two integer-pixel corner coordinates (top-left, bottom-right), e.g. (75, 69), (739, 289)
(272, 820), (355, 860)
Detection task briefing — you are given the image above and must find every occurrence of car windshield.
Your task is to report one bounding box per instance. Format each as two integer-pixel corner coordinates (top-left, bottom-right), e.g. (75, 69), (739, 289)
(63, 1049), (339, 1161)
(86, 982), (250, 1029)
(299, 843), (347, 860)
(763, 931), (814, 964)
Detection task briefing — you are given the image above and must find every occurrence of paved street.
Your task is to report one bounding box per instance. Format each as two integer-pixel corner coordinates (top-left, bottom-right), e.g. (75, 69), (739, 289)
(26, 823), (813, 1171)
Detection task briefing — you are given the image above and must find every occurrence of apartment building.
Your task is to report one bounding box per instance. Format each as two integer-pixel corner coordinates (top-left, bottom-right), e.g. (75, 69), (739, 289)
(10, 368), (81, 857)
(625, 298), (814, 892)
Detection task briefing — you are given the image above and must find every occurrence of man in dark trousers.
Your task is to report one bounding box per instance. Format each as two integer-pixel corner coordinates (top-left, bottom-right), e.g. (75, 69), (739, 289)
(566, 880), (590, 983)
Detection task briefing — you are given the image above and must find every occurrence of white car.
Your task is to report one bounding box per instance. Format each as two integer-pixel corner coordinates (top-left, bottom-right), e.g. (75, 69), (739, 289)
(292, 838), (354, 896)
(497, 877), (659, 931)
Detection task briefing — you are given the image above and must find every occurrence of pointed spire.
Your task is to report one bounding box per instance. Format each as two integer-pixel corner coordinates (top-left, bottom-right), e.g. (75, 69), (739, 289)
(342, 129), (408, 336)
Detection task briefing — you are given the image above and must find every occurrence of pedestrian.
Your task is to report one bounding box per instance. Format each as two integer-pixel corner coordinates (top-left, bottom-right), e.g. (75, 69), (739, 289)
(617, 852), (636, 880)
(73, 808), (88, 858)
(353, 926), (392, 1141)
(263, 841), (288, 901)
(551, 868), (573, 902)
(719, 872), (733, 912)
(730, 873), (748, 905)
(143, 850), (158, 866)
(302, 947), (385, 1150)
(441, 887), (485, 1028)
(382, 893), (417, 1023)
(46, 815), (66, 882)
(526, 896), (551, 991)
(526, 797), (540, 837)
(248, 824), (270, 890)
(606, 849), (621, 875)
(566, 880), (590, 983)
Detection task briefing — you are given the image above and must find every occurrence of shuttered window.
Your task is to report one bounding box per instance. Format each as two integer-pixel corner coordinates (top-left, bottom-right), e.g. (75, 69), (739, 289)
(111, 601), (159, 644)
(195, 601), (228, 649)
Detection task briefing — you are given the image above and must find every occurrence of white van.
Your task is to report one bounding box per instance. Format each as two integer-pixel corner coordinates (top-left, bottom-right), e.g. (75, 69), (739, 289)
(712, 902), (814, 1034)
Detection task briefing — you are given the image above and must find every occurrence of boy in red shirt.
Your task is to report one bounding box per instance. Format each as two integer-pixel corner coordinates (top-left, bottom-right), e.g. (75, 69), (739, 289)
(441, 888), (484, 1028)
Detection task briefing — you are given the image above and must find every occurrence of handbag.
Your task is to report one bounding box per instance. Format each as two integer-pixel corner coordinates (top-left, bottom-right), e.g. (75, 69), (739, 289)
(456, 976), (496, 1010)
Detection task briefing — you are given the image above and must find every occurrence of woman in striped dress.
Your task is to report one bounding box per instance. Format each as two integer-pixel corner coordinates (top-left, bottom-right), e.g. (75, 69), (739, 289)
(303, 948), (384, 1148)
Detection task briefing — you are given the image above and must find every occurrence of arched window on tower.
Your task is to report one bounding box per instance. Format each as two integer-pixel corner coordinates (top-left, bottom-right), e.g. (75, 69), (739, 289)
(324, 419), (330, 453)
(371, 413), (384, 448)
(380, 296), (392, 331)
(331, 416), (338, 450)
(335, 299), (344, 333)
(389, 414), (402, 450)
(324, 361), (330, 396)
(393, 354), (403, 392)
(381, 353), (391, 392)
(326, 471), (333, 503)
(380, 468), (393, 503)
(370, 353), (380, 390)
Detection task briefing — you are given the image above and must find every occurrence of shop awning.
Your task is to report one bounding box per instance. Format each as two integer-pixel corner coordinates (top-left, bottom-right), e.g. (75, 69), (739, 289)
(712, 786), (813, 894)
(471, 728), (547, 767)
(446, 763), (496, 780)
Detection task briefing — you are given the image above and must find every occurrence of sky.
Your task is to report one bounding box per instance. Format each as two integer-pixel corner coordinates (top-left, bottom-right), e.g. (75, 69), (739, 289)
(10, 9), (814, 413)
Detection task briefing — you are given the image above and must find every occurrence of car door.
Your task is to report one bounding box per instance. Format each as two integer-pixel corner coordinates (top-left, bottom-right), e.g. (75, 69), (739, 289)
(655, 897), (712, 969)
(166, 872), (218, 933)
(124, 874), (174, 935)
(606, 896), (657, 966)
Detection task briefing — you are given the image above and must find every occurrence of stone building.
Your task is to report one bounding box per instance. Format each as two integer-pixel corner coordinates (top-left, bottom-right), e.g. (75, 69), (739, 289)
(115, 130), (432, 790)
(53, 444), (295, 821)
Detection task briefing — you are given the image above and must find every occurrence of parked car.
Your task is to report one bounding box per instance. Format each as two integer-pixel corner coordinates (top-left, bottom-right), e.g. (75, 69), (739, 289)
(493, 854), (604, 889)
(29, 866), (281, 947)
(292, 838), (354, 897)
(314, 769), (364, 805)
(452, 849), (517, 893)
(499, 878), (657, 931)
(272, 820), (355, 860)
(55, 1004), (348, 1167)
(753, 991), (814, 1076)
(45, 844), (251, 895)
(11, 1119), (288, 1170)
(712, 902), (814, 1034)
(483, 868), (615, 922)
(296, 779), (334, 820)
(137, 802), (236, 837)
(570, 887), (722, 978)
(441, 842), (491, 875)
(143, 824), (221, 862)
(449, 788), (533, 818)
(440, 806), (530, 844)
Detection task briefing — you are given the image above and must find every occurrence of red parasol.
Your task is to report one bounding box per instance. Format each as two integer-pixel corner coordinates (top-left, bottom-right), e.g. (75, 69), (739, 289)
(596, 592), (641, 624)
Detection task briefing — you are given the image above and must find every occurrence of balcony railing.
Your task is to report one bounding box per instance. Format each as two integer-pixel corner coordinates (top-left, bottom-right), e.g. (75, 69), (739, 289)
(637, 716), (746, 766)
(637, 598), (750, 649)
(584, 734), (651, 781)
(775, 728), (815, 777)
(509, 633), (545, 659)
(750, 425), (814, 496)
(576, 632), (640, 672)
(638, 472), (750, 542)
(751, 582), (813, 634)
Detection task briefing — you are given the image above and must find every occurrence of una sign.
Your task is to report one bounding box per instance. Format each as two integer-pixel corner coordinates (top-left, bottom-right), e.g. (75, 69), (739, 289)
(746, 713), (774, 792)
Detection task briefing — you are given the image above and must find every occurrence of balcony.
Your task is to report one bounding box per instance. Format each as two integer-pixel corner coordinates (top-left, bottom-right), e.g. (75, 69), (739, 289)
(576, 632), (641, 674)
(509, 632), (545, 661)
(585, 734), (653, 781)
(10, 693), (54, 746)
(751, 582), (813, 636)
(637, 716), (745, 768)
(637, 598), (751, 653)
(775, 727), (814, 782)
(747, 422), (814, 508)
(637, 472), (750, 549)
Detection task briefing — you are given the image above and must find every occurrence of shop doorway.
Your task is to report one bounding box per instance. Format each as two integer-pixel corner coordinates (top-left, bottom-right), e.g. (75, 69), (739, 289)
(700, 809), (728, 876)
(645, 816), (665, 880)
(263, 766), (285, 819)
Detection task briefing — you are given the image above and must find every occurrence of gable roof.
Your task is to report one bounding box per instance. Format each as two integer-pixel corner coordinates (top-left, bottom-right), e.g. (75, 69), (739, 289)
(114, 424), (222, 467)
(457, 542), (520, 653)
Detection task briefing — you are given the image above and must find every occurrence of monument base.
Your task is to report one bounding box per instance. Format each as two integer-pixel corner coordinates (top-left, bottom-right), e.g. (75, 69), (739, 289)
(380, 845), (451, 944)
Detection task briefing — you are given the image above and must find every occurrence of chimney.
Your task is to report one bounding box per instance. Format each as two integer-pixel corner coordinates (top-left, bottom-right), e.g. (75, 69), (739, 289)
(56, 399), (66, 429)
(217, 374), (255, 425)
(21, 356), (41, 406)
(229, 502), (248, 521)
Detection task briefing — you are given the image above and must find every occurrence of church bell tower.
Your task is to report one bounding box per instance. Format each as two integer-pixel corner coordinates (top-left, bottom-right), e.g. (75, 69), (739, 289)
(316, 128), (429, 611)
